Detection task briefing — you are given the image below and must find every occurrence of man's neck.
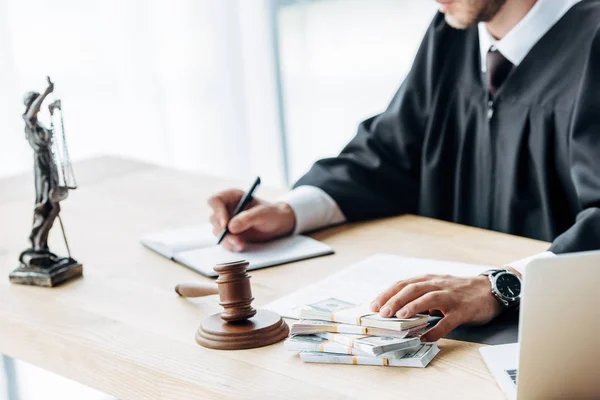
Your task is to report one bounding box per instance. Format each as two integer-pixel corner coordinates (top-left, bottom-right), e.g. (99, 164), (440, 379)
(485, 0), (537, 39)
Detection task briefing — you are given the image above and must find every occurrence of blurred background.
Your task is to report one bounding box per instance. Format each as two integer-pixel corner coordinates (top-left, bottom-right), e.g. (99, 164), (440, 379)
(0, 0), (436, 398)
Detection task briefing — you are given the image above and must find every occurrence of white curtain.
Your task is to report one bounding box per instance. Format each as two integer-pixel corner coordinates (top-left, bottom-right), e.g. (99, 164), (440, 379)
(0, 0), (287, 186)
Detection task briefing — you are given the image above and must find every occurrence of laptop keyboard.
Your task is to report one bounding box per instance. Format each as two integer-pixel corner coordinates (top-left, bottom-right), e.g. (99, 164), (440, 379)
(505, 369), (518, 386)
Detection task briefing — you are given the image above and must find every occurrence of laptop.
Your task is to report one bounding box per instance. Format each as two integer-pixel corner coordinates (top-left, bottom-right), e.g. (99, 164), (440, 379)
(480, 250), (600, 399)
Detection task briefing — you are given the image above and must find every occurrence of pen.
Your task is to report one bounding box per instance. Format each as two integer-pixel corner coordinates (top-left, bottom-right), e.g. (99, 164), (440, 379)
(217, 176), (261, 245)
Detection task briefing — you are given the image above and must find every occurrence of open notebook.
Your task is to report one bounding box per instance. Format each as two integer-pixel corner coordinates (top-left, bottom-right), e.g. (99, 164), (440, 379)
(140, 224), (334, 277)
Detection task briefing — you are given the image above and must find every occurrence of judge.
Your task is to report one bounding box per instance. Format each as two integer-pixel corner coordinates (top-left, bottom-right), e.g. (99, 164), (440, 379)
(208, 0), (600, 341)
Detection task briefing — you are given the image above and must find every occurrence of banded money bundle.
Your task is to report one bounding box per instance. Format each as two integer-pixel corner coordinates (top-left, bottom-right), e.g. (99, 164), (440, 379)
(285, 298), (439, 368)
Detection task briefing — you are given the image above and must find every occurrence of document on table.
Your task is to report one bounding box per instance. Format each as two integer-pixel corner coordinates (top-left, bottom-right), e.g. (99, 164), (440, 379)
(140, 223), (334, 278)
(264, 254), (491, 318)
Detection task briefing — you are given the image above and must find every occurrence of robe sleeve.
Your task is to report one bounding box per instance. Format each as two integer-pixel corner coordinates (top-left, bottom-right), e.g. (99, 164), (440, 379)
(549, 28), (600, 254)
(293, 14), (448, 222)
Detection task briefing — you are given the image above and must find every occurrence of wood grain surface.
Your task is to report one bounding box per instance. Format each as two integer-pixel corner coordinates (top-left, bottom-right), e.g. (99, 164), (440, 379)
(0, 157), (549, 399)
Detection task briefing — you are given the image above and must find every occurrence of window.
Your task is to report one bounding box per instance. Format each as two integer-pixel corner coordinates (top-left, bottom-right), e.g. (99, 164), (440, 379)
(277, 0), (437, 182)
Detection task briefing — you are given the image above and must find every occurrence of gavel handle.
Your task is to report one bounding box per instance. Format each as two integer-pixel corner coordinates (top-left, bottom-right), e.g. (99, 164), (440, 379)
(175, 282), (219, 297)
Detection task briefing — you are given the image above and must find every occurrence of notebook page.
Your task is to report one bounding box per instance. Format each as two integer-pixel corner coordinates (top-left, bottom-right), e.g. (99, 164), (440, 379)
(264, 254), (490, 319)
(140, 224), (216, 259)
(174, 235), (334, 277)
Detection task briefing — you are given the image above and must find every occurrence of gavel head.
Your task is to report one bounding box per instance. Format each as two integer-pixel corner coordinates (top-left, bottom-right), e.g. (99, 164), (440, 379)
(214, 260), (257, 322)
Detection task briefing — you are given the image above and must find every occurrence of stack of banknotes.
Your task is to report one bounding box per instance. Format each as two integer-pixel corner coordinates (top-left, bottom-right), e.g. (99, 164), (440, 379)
(284, 298), (440, 368)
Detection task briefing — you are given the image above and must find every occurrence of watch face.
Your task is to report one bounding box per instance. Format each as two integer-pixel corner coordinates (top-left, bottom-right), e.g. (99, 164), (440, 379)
(495, 273), (521, 300)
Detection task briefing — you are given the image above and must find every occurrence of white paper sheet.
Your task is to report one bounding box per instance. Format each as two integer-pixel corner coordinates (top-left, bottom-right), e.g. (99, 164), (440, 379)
(264, 254), (491, 318)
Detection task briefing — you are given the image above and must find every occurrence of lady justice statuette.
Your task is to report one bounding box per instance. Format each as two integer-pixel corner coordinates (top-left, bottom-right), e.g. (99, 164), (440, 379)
(9, 77), (82, 287)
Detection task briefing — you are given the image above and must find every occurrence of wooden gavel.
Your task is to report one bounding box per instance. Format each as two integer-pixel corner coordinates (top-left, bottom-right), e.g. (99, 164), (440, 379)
(176, 260), (289, 350)
(175, 260), (256, 322)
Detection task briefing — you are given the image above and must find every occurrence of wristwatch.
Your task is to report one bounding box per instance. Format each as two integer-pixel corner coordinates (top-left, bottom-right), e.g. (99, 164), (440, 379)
(479, 269), (522, 308)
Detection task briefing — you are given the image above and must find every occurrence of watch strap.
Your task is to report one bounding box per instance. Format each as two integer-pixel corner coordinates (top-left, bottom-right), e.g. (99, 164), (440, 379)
(479, 269), (505, 277)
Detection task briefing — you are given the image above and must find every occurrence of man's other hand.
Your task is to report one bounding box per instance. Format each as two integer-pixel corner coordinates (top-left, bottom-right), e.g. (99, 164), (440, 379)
(370, 274), (504, 342)
(208, 189), (296, 252)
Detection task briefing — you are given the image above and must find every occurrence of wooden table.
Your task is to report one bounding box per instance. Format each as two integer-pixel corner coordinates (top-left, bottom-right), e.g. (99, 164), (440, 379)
(0, 157), (549, 399)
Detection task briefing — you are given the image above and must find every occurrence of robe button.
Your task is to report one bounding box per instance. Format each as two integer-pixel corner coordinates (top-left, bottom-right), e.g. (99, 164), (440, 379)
(487, 100), (495, 119)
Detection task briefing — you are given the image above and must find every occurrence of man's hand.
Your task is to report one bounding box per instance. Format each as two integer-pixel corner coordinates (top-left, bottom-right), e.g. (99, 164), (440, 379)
(208, 189), (296, 252)
(370, 274), (504, 342)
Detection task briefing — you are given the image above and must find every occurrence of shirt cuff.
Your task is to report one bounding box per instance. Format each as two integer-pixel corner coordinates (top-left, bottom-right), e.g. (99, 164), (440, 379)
(279, 185), (346, 234)
(505, 251), (556, 275)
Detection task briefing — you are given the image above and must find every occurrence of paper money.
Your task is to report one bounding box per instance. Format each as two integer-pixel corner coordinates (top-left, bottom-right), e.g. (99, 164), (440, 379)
(290, 319), (428, 337)
(299, 343), (440, 368)
(298, 298), (428, 331)
(284, 335), (355, 354)
(315, 332), (421, 356)
(284, 335), (414, 358)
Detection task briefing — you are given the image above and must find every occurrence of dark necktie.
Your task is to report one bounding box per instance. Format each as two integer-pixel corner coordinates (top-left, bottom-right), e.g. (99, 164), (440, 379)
(486, 49), (513, 97)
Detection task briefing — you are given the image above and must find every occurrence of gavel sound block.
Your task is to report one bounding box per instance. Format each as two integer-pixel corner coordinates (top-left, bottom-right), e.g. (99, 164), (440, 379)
(175, 260), (289, 350)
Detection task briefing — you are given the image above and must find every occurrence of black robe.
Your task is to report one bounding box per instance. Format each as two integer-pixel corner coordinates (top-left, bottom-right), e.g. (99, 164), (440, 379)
(295, 1), (600, 254)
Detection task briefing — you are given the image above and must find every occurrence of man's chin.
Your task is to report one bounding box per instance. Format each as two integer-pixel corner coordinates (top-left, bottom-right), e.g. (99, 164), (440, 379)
(443, 13), (474, 30)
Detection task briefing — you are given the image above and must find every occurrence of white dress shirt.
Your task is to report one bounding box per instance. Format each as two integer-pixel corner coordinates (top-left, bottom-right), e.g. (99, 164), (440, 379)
(478, 0), (582, 72)
(281, 0), (582, 272)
